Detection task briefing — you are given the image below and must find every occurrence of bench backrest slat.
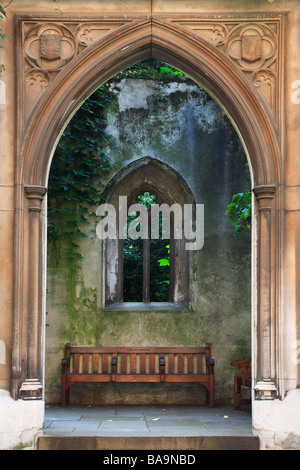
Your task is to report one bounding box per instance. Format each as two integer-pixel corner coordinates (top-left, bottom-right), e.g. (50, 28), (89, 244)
(73, 353), (80, 373)
(121, 354), (127, 374)
(197, 354), (203, 374)
(140, 353), (146, 374)
(93, 353), (98, 373)
(131, 353), (136, 374)
(70, 346), (206, 354)
(83, 353), (89, 373)
(168, 353), (174, 374)
(177, 353), (184, 374)
(102, 354), (108, 374)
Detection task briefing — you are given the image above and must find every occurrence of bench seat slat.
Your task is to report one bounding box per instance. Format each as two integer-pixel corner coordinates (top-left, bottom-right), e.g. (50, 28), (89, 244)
(67, 374), (111, 383)
(115, 375), (161, 383)
(164, 375), (210, 383)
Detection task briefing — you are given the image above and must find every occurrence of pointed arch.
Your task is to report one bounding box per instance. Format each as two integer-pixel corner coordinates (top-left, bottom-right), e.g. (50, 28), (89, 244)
(12, 16), (282, 401)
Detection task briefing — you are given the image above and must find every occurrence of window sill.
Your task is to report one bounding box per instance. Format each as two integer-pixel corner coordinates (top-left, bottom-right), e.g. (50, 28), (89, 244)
(104, 302), (190, 312)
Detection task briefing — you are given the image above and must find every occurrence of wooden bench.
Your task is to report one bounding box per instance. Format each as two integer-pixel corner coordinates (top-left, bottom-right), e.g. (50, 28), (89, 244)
(61, 343), (215, 407)
(231, 359), (251, 410)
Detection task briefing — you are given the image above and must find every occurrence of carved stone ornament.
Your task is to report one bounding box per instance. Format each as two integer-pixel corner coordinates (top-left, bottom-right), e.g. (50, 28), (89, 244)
(24, 23), (77, 71)
(253, 70), (276, 111)
(174, 21), (228, 45)
(40, 32), (61, 60)
(75, 21), (128, 46)
(24, 69), (50, 119)
(242, 34), (262, 62)
(225, 23), (277, 71)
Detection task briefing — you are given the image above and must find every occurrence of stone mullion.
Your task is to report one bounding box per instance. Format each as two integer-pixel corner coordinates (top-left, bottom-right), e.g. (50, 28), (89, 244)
(19, 185), (47, 400)
(253, 185), (277, 400)
(143, 211), (151, 304)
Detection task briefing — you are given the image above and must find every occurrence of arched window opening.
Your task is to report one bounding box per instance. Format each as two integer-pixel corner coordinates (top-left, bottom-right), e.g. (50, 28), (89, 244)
(102, 157), (196, 309)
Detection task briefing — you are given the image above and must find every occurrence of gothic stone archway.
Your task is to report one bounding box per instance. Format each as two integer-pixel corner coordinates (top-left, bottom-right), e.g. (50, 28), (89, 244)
(12, 14), (283, 403)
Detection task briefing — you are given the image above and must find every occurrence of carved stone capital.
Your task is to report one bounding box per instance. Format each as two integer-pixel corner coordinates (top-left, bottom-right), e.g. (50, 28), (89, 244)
(25, 184), (47, 199)
(253, 185), (276, 210)
(25, 185), (47, 211)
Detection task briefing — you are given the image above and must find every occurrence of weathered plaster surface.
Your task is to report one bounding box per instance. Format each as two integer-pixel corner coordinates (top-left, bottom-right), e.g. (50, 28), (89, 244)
(0, 389), (44, 450)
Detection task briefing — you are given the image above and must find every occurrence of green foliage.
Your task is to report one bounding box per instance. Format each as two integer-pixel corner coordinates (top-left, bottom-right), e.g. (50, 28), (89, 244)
(0, 3), (11, 77)
(48, 84), (113, 261)
(0, 5), (11, 49)
(0, 5), (6, 18)
(113, 60), (189, 83)
(138, 191), (156, 208)
(0, 4), (11, 44)
(225, 192), (251, 235)
(158, 245), (170, 267)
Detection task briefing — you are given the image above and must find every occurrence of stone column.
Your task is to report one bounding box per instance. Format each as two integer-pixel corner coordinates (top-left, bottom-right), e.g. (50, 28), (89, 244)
(19, 185), (47, 400)
(253, 185), (277, 400)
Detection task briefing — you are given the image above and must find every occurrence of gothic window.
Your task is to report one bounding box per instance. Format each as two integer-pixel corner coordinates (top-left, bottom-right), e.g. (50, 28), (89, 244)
(99, 157), (197, 309)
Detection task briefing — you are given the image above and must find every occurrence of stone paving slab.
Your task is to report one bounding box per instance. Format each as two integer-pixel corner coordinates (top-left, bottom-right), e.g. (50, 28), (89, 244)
(43, 405), (253, 437)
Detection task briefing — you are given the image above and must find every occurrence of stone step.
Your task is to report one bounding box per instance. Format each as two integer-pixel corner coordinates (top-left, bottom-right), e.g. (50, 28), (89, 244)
(38, 435), (259, 450)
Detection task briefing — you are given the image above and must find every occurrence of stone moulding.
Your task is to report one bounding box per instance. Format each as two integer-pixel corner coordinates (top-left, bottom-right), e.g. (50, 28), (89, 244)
(12, 13), (283, 401)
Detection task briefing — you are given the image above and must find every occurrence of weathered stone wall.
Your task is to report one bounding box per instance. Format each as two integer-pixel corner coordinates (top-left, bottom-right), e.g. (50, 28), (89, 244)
(45, 76), (251, 405)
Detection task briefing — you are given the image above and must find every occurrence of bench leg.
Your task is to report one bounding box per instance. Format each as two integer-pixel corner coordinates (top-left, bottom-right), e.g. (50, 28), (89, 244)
(61, 386), (66, 407)
(208, 373), (214, 408)
(205, 386), (214, 408)
(61, 385), (70, 407)
(61, 376), (70, 407)
(234, 379), (241, 411)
